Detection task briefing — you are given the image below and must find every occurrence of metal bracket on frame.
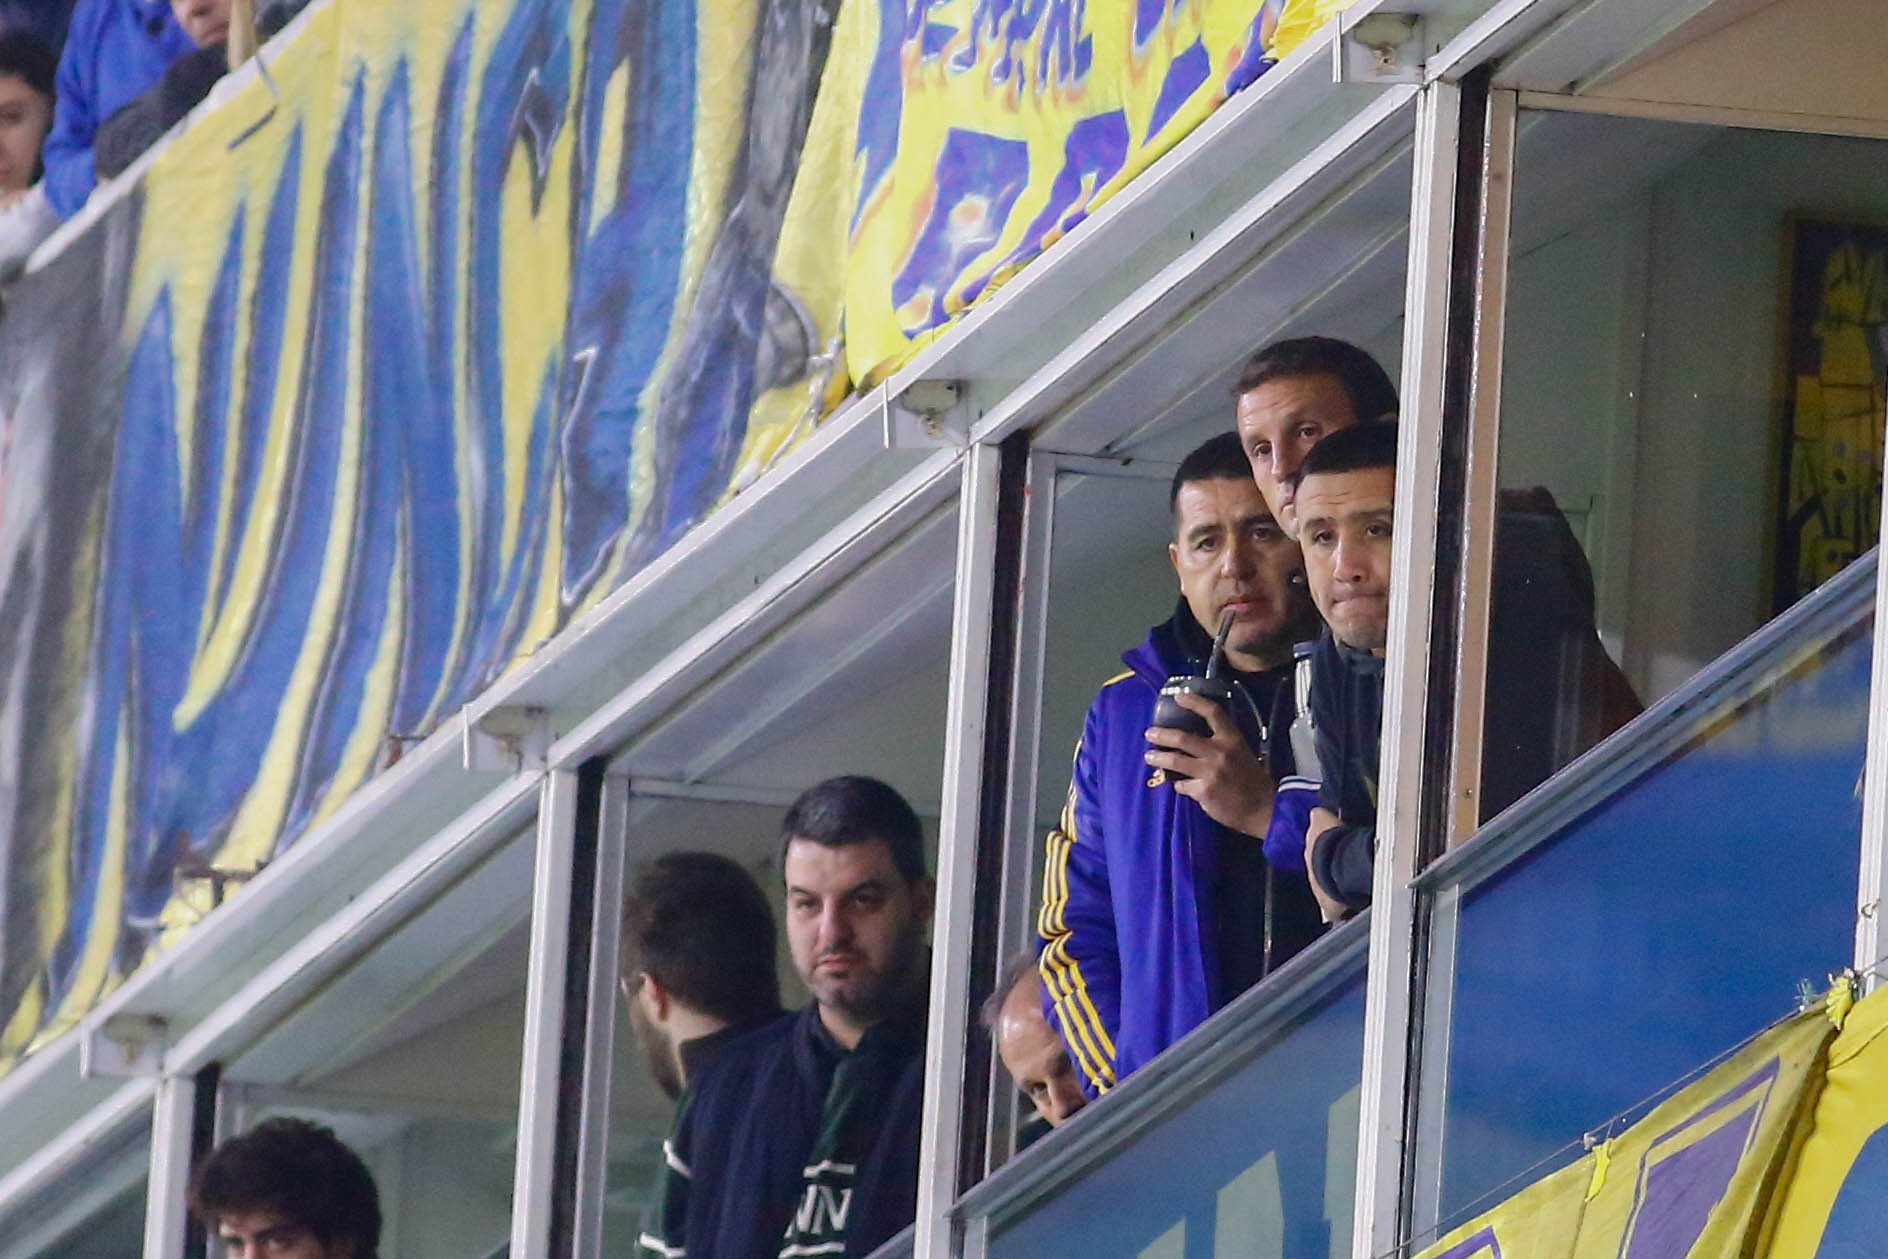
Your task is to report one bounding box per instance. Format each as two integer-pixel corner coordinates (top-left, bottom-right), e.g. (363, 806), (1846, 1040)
(463, 705), (552, 773)
(80, 1012), (170, 1078)
(883, 379), (969, 450)
(1335, 12), (1425, 85)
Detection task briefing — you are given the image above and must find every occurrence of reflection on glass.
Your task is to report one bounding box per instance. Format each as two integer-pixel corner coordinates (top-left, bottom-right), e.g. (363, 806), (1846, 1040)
(1486, 111), (1888, 817)
(1434, 612), (1868, 1225)
(0, 1116), (149, 1259)
(989, 962), (1365, 1259)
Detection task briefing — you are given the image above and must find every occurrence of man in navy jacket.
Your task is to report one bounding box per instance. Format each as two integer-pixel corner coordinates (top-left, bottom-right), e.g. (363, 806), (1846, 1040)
(1038, 433), (1326, 1098)
(638, 776), (931, 1259)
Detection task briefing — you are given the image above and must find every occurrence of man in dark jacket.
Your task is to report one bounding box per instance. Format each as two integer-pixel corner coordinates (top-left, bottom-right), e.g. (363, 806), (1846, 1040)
(621, 850), (787, 1101)
(638, 776), (932, 1259)
(1038, 433), (1326, 1099)
(1292, 422), (1396, 916)
(1239, 337), (1642, 915)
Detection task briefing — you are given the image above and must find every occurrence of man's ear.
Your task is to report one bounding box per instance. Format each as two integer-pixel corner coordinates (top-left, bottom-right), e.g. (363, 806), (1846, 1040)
(637, 972), (672, 1021)
(1167, 539), (1181, 577)
(912, 876), (937, 927)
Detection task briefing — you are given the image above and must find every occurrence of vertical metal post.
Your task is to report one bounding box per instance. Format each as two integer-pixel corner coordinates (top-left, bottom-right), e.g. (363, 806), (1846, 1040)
(572, 771), (632, 1259)
(1856, 397), (1888, 987)
(1352, 73), (1483, 1259)
(917, 433), (1029, 1259)
(182, 1063), (220, 1259)
(1445, 88), (1517, 848)
(981, 448), (1060, 1173)
(142, 1074), (197, 1259)
(511, 769), (583, 1259)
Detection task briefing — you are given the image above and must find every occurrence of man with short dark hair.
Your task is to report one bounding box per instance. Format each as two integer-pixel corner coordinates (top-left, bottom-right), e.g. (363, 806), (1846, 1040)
(1232, 335), (1399, 538)
(637, 775), (932, 1259)
(621, 850), (785, 1100)
(983, 950), (1085, 1131)
(188, 1117), (381, 1259)
(1038, 432), (1325, 1099)
(1292, 421), (1398, 918)
(1239, 336), (1640, 915)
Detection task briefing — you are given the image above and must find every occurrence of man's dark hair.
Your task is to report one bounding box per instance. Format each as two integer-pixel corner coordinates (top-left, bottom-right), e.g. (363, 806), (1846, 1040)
(188, 1118), (381, 1257)
(1169, 431), (1257, 512)
(980, 949), (1042, 1032)
(1233, 336), (1400, 426)
(1297, 419), (1399, 482)
(780, 775), (927, 885)
(623, 851), (781, 1024)
(0, 30), (55, 104)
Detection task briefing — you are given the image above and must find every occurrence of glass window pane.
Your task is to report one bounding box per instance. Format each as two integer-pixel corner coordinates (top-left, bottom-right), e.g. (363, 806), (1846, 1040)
(0, 1113), (149, 1259)
(987, 938), (1365, 1259)
(1480, 110), (1888, 823)
(1429, 593), (1869, 1226)
(220, 825), (537, 1257)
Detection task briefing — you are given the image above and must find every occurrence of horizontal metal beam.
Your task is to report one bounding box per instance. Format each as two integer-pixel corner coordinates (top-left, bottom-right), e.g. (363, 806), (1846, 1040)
(0, 1078), (153, 1230)
(549, 447), (963, 766)
(148, 771), (542, 1077)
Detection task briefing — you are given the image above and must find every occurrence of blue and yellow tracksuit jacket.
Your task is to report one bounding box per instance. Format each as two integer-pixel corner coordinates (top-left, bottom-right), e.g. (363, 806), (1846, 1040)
(1037, 609), (1325, 1098)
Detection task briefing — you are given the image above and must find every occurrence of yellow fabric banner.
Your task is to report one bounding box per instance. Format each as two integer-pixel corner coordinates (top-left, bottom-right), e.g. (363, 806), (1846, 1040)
(1415, 1000), (1836, 1259)
(1758, 982), (1888, 1256)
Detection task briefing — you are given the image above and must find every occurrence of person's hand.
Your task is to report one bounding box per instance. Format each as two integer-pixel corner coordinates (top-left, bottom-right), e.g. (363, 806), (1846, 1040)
(1145, 691), (1276, 836)
(1304, 806), (1350, 923)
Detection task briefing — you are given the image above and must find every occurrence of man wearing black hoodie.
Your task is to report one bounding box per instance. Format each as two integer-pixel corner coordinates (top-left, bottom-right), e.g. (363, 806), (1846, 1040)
(1291, 421), (1397, 917)
(638, 776), (932, 1259)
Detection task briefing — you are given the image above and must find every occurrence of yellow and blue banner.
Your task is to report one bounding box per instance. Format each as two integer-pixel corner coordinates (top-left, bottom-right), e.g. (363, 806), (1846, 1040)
(1759, 979), (1888, 1255)
(1413, 983), (1888, 1259)
(0, 0), (1332, 1065)
(1415, 997), (1834, 1259)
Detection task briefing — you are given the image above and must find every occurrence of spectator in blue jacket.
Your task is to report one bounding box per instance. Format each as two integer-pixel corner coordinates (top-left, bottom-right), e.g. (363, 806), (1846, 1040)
(39, 0), (193, 218)
(1038, 432), (1326, 1099)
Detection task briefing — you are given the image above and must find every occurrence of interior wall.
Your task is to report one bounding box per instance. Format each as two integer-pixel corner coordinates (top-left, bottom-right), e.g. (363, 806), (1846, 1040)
(1502, 125), (1888, 698)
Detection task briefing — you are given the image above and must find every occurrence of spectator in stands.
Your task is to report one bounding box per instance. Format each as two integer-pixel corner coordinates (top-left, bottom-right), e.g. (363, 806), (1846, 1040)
(621, 850), (786, 1101)
(188, 1116), (381, 1259)
(95, 0), (296, 181)
(984, 950), (1086, 1131)
(638, 776), (932, 1259)
(1233, 335), (1399, 539)
(1292, 421), (1397, 918)
(0, 29), (57, 265)
(40, 0), (195, 216)
(1037, 432), (1325, 1101)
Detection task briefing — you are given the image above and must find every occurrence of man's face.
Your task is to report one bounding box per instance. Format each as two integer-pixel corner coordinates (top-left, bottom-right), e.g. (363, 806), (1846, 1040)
(214, 1209), (352, 1259)
(1295, 466), (1396, 656)
(995, 976), (1085, 1127)
(0, 74), (50, 195)
(784, 838), (932, 1029)
(172, 0), (232, 47)
(1235, 373), (1361, 537)
(1168, 476), (1312, 671)
(624, 974), (683, 1101)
